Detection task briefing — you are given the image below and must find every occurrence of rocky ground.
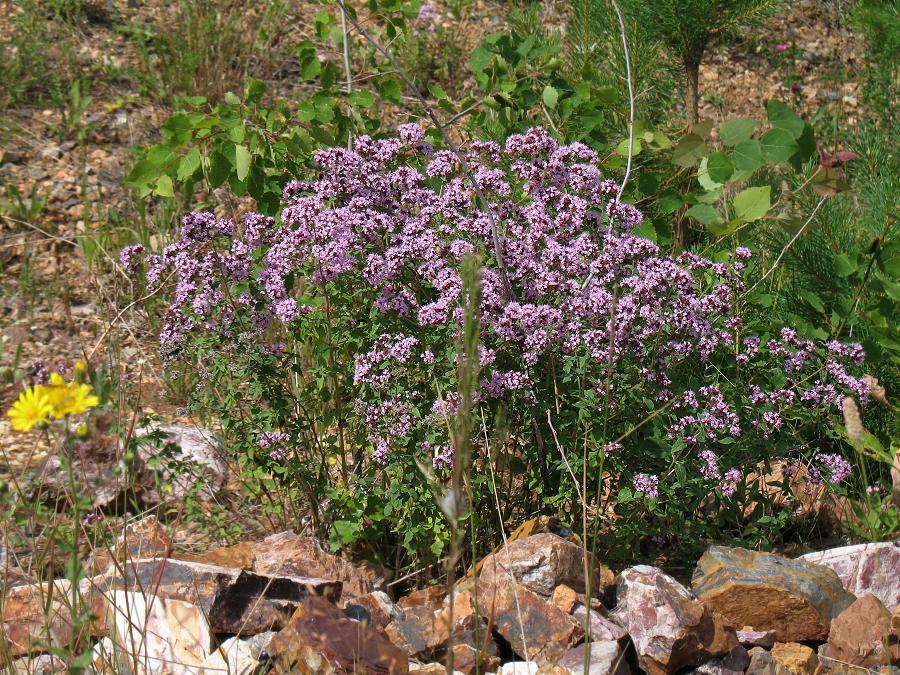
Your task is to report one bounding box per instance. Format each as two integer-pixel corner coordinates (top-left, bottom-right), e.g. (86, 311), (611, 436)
(2, 514), (898, 673)
(0, 1), (891, 673)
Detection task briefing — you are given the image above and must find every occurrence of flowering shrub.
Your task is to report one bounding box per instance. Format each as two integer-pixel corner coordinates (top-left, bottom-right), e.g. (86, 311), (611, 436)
(128, 126), (871, 560)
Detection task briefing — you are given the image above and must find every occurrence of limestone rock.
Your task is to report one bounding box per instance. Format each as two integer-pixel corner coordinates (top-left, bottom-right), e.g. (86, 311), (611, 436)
(557, 641), (630, 675)
(399, 586), (446, 611)
(386, 605), (450, 658)
(736, 628), (777, 648)
(827, 593), (891, 669)
(572, 603), (629, 643)
(11, 654), (67, 674)
(892, 604), (900, 663)
(95, 557), (341, 634)
(1, 578), (106, 656)
(352, 590), (404, 630)
(200, 634), (270, 675)
(497, 663), (539, 675)
(134, 424), (228, 502)
(450, 643), (501, 675)
(478, 533), (598, 598)
(770, 642), (819, 675)
(551, 584), (579, 614)
(610, 565), (737, 675)
(797, 542), (900, 610)
(689, 645), (750, 675)
(267, 595), (408, 674)
(477, 572), (583, 666)
(692, 546), (854, 642)
(107, 590), (213, 674)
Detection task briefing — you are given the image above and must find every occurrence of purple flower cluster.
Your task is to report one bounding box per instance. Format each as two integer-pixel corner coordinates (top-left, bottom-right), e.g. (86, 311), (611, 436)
(633, 473), (659, 499)
(127, 127), (871, 494)
(120, 244), (145, 274)
(816, 452), (852, 484)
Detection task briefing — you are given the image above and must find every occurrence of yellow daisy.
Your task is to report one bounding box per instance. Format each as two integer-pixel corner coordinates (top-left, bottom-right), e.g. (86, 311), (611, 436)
(39, 373), (100, 418)
(6, 386), (54, 432)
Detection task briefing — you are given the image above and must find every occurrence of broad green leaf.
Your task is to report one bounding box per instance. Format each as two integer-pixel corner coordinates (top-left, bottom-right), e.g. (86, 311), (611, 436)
(760, 128), (799, 164)
(698, 157), (722, 191)
(672, 133), (707, 167)
(224, 91), (241, 106)
(767, 100), (805, 138)
(657, 190), (683, 214)
(707, 151), (735, 183)
(833, 254), (857, 278)
(685, 203), (720, 225)
(234, 144), (251, 182)
(207, 150), (231, 188)
(348, 90), (375, 108)
(176, 146), (201, 181)
(617, 138), (642, 157)
(732, 186), (771, 224)
(720, 118), (757, 146)
(732, 139), (764, 173)
(542, 85), (559, 109)
(154, 174), (174, 198)
(789, 123), (817, 171)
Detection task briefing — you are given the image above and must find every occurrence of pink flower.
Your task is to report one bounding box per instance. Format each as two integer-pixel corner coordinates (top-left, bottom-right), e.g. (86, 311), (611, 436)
(775, 43), (789, 52)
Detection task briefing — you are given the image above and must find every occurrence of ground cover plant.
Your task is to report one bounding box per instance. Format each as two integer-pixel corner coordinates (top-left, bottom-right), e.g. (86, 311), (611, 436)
(0, 0), (898, 669)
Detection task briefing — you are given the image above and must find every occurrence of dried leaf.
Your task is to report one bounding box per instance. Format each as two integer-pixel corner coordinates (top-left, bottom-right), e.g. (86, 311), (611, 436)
(841, 396), (864, 442)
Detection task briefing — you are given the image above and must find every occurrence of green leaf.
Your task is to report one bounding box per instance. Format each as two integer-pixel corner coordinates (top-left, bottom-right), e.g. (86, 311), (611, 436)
(732, 139), (764, 173)
(789, 123), (817, 171)
(617, 138), (642, 157)
(732, 186), (771, 224)
(657, 190), (683, 214)
(767, 100), (805, 139)
(542, 85), (559, 109)
(720, 118), (757, 146)
(224, 91), (241, 106)
(760, 128), (799, 164)
(685, 203), (720, 225)
(697, 157), (722, 191)
(234, 144), (251, 182)
(176, 146), (201, 181)
(671, 134), (707, 167)
(833, 254), (857, 278)
(348, 90), (375, 108)
(707, 151), (734, 183)
(154, 174), (174, 198)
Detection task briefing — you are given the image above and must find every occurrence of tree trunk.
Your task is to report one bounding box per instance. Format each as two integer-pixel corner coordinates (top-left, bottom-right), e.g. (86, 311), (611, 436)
(684, 58), (701, 131)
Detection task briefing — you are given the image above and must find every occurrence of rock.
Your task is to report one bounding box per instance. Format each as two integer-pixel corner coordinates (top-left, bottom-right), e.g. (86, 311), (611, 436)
(353, 590), (404, 630)
(451, 642), (501, 675)
(610, 565), (737, 675)
(557, 641), (630, 675)
(408, 664), (449, 675)
(797, 542), (900, 610)
(177, 541), (255, 569)
(399, 585), (446, 611)
(892, 604), (900, 663)
(497, 663), (539, 675)
(827, 593), (891, 669)
(2, 578), (106, 656)
(746, 645), (815, 675)
(134, 424), (228, 502)
(88, 636), (116, 674)
(267, 595), (408, 674)
(551, 584), (579, 613)
(200, 633), (270, 675)
(386, 605), (450, 658)
(737, 628), (777, 648)
(248, 531), (378, 598)
(106, 590), (212, 674)
(478, 533), (597, 599)
(96, 558), (341, 634)
(690, 645), (750, 675)
(770, 642), (819, 675)
(11, 654), (67, 674)
(572, 603), (629, 643)
(477, 572), (583, 666)
(109, 516), (171, 566)
(692, 546), (854, 642)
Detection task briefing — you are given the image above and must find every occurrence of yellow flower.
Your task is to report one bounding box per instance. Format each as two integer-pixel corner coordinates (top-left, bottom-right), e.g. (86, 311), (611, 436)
(39, 373), (100, 418)
(6, 386), (53, 432)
